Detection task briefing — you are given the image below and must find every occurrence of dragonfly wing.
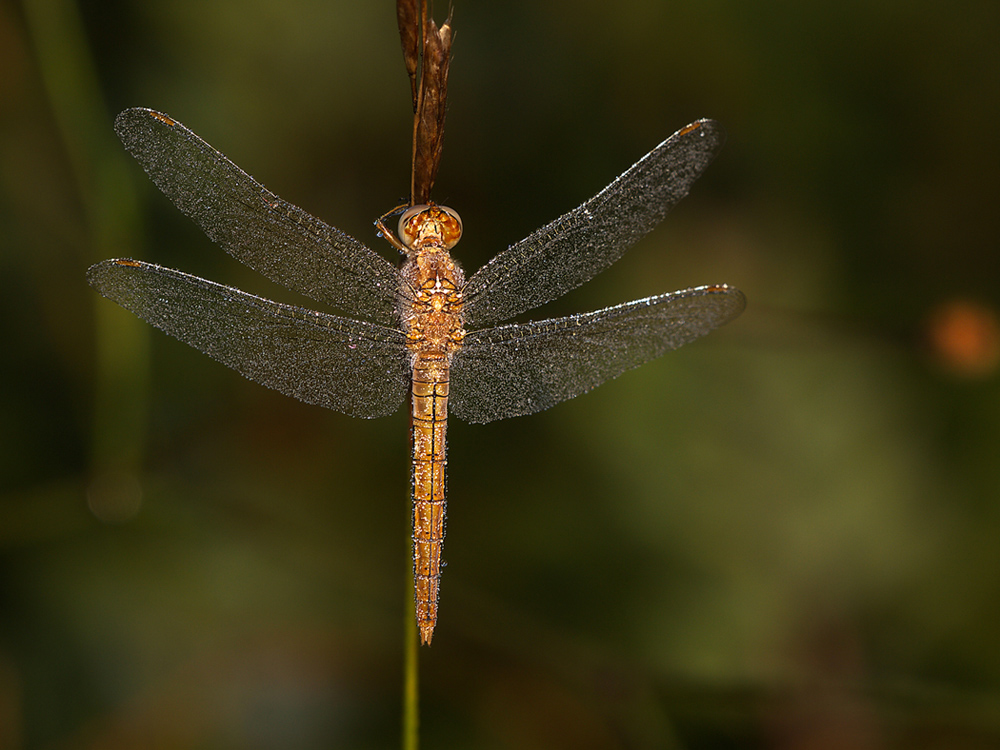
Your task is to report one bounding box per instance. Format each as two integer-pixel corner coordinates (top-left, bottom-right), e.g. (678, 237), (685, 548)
(115, 108), (405, 325)
(462, 120), (725, 327)
(88, 259), (410, 418)
(450, 284), (744, 424)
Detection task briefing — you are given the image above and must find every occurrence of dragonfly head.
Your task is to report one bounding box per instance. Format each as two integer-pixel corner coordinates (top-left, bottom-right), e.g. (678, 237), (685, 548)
(399, 204), (463, 251)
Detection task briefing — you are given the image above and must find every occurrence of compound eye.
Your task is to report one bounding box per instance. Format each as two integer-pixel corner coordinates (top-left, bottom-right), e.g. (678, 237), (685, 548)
(398, 204), (430, 248)
(434, 205), (463, 250)
(397, 204), (463, 250)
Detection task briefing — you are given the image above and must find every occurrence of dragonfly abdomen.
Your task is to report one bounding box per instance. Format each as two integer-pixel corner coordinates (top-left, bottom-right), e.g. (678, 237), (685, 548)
(410, 353), (450, 645)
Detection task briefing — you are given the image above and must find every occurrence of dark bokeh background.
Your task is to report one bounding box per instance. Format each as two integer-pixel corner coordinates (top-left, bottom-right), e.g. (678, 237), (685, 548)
(2, 0), (999, 747)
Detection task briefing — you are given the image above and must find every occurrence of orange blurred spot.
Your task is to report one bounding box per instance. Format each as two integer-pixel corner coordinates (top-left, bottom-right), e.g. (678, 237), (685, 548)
(925, 299), (1000, 378)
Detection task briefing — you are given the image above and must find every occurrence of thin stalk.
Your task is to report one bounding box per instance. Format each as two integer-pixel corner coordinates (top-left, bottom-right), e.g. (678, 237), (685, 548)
(403, 537), (419, 749)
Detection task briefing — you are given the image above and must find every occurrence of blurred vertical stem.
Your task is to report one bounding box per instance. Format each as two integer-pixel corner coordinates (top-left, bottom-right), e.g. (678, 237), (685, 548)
(403, 534), (419, 748)
(22, 0), (149, 518)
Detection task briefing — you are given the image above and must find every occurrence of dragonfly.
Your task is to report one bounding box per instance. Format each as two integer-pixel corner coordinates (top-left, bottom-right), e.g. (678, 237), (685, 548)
(88, 108), (746, 645)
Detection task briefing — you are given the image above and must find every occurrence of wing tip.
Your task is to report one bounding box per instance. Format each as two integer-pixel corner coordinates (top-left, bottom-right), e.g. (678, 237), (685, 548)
(704, 283), (747, 321)
(114, 107), (177, 145)
(675, 118), (727, 149)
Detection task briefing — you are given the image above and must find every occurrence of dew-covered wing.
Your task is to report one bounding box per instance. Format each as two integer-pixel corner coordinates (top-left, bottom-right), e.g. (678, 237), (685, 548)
(450, 284), (745, 424)
(88, 259), (410, 418)
(115, 108), (405, 325)
(461, 120), (725, 327)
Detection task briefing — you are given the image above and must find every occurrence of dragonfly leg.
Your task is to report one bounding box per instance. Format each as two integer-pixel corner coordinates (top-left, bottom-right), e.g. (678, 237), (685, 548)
(375, 204), (411, 253)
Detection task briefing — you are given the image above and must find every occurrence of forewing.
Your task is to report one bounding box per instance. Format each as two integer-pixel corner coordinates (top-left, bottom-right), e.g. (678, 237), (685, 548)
(115, 108), (405, 324)
(450, 285), (745, 424)
(88, 259), (410, 418)
(461, 120), (725, 327)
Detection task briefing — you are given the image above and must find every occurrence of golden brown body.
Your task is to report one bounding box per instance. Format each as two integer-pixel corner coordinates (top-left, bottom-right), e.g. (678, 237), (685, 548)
(398, 204), (465, 644)
(93, 109), (745, 648)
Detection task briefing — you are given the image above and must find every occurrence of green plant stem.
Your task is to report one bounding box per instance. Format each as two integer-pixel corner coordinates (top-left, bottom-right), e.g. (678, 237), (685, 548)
(403, 539), (419, 749)
(21, 0), (149, 502)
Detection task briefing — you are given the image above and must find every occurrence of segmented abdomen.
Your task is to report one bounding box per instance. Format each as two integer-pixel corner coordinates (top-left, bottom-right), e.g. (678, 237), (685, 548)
(410, 352), (449, 645)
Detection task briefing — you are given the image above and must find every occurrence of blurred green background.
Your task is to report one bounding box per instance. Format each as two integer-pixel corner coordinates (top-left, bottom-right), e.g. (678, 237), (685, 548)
(3, 0), (999, 747)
